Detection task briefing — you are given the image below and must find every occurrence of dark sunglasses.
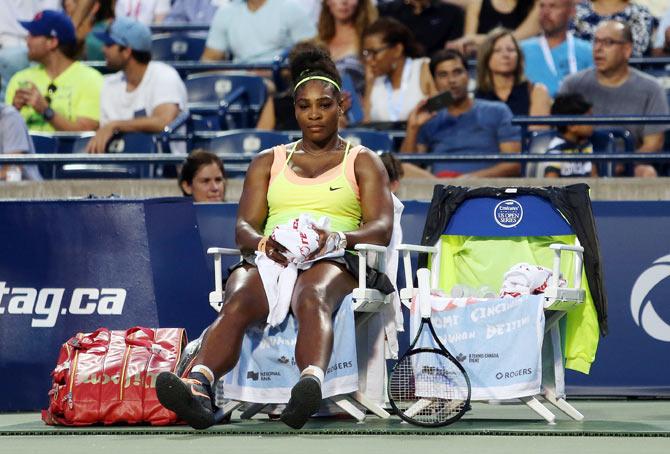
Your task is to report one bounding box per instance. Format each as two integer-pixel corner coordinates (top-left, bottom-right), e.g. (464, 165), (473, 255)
(45, 82), (57, 104)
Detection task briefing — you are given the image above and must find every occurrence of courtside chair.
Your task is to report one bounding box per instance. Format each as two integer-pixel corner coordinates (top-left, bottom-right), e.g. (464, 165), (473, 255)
(591, 128), (634, 177)
(151, 33), (207, 61)
(396, 185), (607, 424)
(205, 235), (402, 423)
(524, 130), (557, 178)
(524, 128), (634, 177)
(185, 72), (267, 131)
(340, 129), (393, 153)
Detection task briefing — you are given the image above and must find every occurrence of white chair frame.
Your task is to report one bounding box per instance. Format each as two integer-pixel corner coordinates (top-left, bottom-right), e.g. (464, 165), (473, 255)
(395, 239), (586, 424)
(206, 244), (393, 422)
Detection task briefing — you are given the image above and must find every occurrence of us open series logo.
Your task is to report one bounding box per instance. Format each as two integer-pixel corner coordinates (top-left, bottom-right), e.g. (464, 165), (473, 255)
(494, 200), (523, 228)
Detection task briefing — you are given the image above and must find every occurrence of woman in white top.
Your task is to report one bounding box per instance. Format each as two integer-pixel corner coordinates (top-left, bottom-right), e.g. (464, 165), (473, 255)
(362, 17), (436, 124)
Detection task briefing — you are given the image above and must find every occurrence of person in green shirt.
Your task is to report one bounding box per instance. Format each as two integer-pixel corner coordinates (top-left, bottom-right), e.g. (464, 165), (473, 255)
(4, 10), (102, 132)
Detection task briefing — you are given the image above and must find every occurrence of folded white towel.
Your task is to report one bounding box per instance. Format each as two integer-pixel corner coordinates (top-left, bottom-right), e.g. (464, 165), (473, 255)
(499, 262), (566, 298)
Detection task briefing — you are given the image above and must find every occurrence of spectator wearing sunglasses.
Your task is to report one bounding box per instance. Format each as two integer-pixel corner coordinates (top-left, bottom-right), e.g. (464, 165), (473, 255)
(559, 20), (669, 177)
(4, 10), (103, 132)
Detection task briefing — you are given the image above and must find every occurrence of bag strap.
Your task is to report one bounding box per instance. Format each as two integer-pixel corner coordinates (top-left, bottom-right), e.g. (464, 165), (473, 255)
(124, 326), (156, 349)
(67, 327), (110, 350)
(125, 327), (181, 360)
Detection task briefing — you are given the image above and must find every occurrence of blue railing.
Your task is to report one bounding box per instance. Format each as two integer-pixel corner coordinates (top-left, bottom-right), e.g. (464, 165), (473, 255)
(2, 152), (669, 166)
(150, 24), (210, 33)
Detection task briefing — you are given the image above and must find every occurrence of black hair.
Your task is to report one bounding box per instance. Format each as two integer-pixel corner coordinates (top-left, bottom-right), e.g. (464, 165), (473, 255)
(551, 93), (592, 133)
(116, 46), (152, 64)
(131, 49), (152, 64)
(379, 152), (404, 182)
(290, 42), (341, 97)
(95, 0), (115, 22)
(362, 17), (424, 58)
(178, 150), (226, 195)
(429, 48), (468, 76)
(58, 41), (79, 59)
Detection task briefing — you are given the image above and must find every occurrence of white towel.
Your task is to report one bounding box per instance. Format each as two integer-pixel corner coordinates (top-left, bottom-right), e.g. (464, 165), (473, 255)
(382, 194), (404, 359)
(257, 215), (344, 327)
(499, 262), (566, 298)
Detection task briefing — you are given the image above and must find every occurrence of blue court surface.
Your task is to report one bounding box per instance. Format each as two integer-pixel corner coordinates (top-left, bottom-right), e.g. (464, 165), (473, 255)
(1, 400), (669, 454)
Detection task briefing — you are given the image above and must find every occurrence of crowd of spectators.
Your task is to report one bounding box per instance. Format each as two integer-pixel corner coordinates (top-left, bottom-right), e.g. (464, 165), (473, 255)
(1, 0), (670, 183)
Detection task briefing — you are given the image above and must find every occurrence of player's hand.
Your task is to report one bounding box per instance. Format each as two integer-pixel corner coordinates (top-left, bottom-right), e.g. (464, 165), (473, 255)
(264, 236), (289, 267)
(306, 226), (339, 261)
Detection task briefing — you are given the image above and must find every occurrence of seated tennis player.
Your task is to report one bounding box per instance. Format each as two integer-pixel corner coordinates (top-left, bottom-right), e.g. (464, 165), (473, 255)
(156, 44), (394, 430)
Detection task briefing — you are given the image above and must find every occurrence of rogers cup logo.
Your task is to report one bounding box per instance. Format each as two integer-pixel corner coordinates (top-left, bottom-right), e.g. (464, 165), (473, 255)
(630, 254), (670, 342)
(494, 200), (523, 228)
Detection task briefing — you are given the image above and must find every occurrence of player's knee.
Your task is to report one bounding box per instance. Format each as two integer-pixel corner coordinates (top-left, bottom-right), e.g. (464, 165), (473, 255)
(293, 285), (330, 316)
(222, 291), (261, 322)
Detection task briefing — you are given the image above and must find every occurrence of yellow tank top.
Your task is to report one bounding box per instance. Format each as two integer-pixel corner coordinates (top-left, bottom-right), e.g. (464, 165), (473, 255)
(264, 141), (363, 236)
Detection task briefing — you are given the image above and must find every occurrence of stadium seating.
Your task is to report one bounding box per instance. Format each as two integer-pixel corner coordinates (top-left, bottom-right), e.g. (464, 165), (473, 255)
(151, 33), (206, 61)
(29, 133), (58, 179)
(57, 132), (157, 179)
(524, 128), (634, 177)
(340, 129), (393, 153)
(185, 72), (267, 131)
(191, 129), (291, 177)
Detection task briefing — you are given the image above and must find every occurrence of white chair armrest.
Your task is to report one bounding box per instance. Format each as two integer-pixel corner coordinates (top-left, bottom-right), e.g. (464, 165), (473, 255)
(207, 247), (242, 311)
(549, 243), (584, 289)
(353, 243), (387, 291)
(207, 247), (242, 255)
(354, 243), (387, 254)
(395, 244), (439, 254)
(395, 244), (439, 295)
(351, 243), (391, 313)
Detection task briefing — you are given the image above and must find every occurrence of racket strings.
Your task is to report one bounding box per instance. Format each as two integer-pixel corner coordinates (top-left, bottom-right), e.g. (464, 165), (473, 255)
(389, 351), (469, 425)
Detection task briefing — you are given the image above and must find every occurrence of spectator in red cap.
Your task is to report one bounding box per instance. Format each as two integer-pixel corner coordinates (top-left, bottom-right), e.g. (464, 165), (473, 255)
(4, 10), (103, 132)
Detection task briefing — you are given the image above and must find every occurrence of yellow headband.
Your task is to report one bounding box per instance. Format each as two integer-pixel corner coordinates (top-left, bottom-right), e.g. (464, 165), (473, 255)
(293, 75), (341, 93)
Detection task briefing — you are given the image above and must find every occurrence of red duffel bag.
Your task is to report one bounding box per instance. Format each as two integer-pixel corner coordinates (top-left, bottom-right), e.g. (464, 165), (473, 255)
(42, 326), (187, 426)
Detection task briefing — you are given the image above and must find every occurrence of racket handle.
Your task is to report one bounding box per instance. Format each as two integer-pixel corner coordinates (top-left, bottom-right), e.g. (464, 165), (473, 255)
(417, 268), (432, 319)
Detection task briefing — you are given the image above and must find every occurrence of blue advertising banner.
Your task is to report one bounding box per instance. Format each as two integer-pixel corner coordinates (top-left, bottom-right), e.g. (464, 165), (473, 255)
(0, 198), (213, 411)
(565, 202), (670, 395)
(1, 198), (670, 411)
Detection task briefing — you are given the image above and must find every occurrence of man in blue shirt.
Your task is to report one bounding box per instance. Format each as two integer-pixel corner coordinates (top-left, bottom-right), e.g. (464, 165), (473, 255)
(521, 0), (592, 97)
(201, 0), (316, 63)
(400, 49), (521, 178)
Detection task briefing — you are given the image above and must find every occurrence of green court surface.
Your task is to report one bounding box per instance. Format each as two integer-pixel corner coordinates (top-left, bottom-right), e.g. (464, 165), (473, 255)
(1, 400), (669, 454)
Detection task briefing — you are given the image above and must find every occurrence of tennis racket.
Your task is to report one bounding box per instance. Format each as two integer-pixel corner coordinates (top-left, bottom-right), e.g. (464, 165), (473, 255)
(388, 268), (471, 427)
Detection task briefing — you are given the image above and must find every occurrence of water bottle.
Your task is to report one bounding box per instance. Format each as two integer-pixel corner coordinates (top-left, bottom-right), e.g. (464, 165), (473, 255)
(478, 286), (497, 299)
(451, 284), (475, 298)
